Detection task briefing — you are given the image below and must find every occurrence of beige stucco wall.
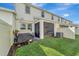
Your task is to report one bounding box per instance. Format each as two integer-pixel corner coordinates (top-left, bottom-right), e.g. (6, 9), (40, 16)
(14, 3), (33, 21)
(44, 12), (52, 20)
(14, 3), (57, 21)
(14, 3), (56, 34)
(54, 20), (61, 36)
(31, 6), (41, 18)
(54, 16), (59, 23)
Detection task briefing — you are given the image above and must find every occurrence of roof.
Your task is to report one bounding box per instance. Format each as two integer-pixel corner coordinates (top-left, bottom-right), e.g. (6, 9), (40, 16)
(25, 3), (72, 23)
(0, 7), (16, 14)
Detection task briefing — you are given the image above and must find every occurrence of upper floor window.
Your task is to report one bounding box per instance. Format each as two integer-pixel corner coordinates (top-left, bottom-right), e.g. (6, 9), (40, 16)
(61, 18), (64, 23)
(58, 18), (60, 22)
(51, 16), (54, 20)
(41, 11), (44, 17)
(25, 5), (30, 14)
(20, 23), (26, 30)
(65, 21), (67, 24)
(28, 24), (32, 31)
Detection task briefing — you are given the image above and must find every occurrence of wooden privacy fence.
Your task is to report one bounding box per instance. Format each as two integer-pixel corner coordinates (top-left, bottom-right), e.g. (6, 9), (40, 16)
(62, 27), (75, 39)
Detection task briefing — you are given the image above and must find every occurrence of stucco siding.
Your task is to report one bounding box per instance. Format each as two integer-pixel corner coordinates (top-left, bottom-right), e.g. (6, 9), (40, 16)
(15, 3), (56, 21)
(54, 16), (59, 23)
(44, 12), (52, 20)
(15, 3), (33, 20)
(15, 3), (26, 20)
(31, 6), (41, 18)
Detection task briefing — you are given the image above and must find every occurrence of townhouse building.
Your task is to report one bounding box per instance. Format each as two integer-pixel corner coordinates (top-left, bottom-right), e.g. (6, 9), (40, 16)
(14, 3), (75, 39)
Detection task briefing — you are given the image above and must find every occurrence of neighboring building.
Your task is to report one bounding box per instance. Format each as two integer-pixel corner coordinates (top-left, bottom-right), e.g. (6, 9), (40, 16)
(75, 24), (79, 35)
(14, 3), (75, 39)
(0, 7), (16, 55)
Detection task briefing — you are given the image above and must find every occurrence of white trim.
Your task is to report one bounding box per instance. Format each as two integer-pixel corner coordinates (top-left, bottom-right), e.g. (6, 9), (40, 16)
(0, 7), (15, 14)
(39, 20), (44, 39)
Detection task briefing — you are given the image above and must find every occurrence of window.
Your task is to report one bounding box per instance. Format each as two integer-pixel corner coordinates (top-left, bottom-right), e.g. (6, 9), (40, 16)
(58, 18), (60, 22)
(61, 18), (63, 23)
(20, 24), (26, 30)
(65, 21), (67, 24)
(28, 24), (32, 31)
(51, 16), (54, 20)
(41, 11), (44, 17)
(25, 5), (30, 14)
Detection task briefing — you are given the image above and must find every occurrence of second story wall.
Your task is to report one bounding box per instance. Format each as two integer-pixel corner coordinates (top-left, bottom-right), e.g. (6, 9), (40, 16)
(14, 3), (58, 21)
(15, 3), (41, 21)
(14, 3), (72, 25)
(31, 6), (41, 18)
(44, 12), (52, 20)
(15, 3), (31, 20)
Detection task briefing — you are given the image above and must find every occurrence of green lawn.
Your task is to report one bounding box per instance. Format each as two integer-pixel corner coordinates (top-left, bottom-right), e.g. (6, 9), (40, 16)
(15, 35), (79, 56)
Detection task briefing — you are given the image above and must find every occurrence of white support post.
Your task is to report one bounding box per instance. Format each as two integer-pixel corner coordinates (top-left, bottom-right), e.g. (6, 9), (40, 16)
(26, 24), (28, 31)
(40, 20), (44, 39)
(32, 22), (35, 35)
(54, 23), (57, 37)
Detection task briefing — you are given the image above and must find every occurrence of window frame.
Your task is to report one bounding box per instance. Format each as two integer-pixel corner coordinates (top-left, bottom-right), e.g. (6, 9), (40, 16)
(28, 24), (32, 31)
(25, 5), (30, 14)
(41, 11), (45, 17)
(58, 18), (60, 22)
(51, 16), (54, 20)
(20, 23), (26, 30)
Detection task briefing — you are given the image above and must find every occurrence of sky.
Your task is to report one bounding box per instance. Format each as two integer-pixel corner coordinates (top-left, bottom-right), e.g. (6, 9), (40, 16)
(0, 3), (79, 24)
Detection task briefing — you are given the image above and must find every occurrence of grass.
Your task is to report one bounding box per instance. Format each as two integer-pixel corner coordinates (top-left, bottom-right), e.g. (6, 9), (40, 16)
(39, 45), (64, 56)
(15, 35), (79, 56)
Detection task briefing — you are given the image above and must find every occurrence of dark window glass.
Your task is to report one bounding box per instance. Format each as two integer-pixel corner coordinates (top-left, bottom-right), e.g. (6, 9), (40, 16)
(41, 11), (44, 17)
(61, 18), (63, 23)
(58, 18), (60, 22)
(25, 5), (30, 14)
(28, 24), (32, 31)
(52, 16), (54, 20)
(20, 24), (26, 30)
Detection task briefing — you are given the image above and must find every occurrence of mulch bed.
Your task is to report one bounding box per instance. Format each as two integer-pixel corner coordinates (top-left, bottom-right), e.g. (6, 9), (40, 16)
(7, 42), (29, 56)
